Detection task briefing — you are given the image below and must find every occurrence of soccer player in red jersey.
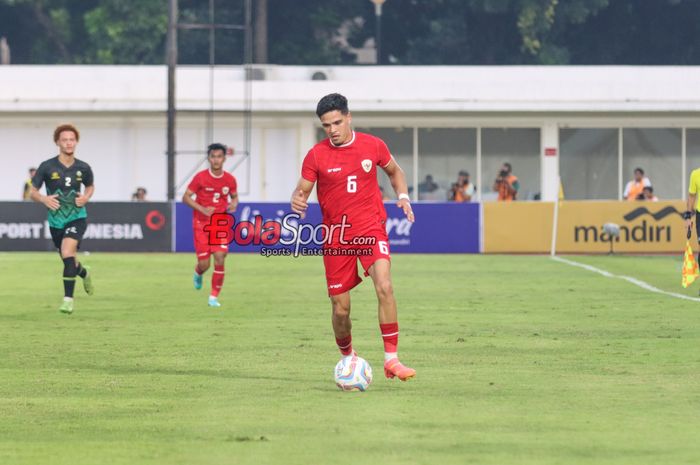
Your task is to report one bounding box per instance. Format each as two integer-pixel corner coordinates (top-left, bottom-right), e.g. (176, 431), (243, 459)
(182, 143), (238, 307)
(291, 93), (416, 381)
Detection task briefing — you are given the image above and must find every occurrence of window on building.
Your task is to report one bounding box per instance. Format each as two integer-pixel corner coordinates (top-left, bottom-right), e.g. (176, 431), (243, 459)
(417, 128), (476, 202)
(560, 128), (618, 200)
(623, 128), (682, 200)
(482, 128), (540, 201)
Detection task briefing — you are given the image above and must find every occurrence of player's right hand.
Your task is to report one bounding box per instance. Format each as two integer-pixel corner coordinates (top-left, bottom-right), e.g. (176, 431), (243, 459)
(291, 189), (308, 219)
(43, 194), (60, 211)
(200, 206), (216, 217)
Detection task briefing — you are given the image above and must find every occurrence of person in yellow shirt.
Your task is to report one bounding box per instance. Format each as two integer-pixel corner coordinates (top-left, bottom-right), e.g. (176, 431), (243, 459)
(22, 167), (37, 200)
(686, 168), (700, 246)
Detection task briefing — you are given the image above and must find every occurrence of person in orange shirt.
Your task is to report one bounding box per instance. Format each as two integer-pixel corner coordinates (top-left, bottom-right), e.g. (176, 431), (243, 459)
(493, 163), (519, 201)
(624, 167), (651, 201)
(451, 170), (475, 202)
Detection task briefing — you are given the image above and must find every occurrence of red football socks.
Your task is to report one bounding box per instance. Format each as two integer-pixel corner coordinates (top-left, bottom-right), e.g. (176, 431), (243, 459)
(335, 334), (353, 356)
(211, 264), (225, 297)
(380, 322), (399, 353)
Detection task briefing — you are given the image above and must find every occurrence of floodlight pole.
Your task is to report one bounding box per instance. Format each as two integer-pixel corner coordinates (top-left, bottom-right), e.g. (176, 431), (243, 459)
(166, 0), (178, 201)
(370, 0), (386, 65)
(167, 0), (251, 198)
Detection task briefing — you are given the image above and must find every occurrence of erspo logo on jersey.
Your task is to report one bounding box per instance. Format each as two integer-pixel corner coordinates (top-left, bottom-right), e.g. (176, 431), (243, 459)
(203, 212), (376, 256)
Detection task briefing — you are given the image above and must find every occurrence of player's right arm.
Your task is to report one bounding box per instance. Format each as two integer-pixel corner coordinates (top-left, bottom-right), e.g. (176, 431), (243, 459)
(29, 163), (59, 210)
(293, 149), (318, 219)
(290, 178), (315, 219)
(182, 188), (214, 217)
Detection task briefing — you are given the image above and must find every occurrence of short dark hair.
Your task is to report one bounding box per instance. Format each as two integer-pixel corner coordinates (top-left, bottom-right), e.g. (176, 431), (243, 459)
(316, 93), (349, 118)
(503, 162), (512, 172)
(634, 167), (644, 175)
(207, 143), (227, 156)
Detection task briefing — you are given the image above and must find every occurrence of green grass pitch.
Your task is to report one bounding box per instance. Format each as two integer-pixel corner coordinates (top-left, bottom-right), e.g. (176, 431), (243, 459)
(1, 252), (699, 465)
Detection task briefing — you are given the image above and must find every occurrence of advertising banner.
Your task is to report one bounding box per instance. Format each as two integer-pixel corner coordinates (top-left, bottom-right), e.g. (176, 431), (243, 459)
(175, 202), (480, 254)
(0, 202), (172, 252)
(555, 200), (687, 254)
(483, 200), (688, 254)
(483, 202), (554, 253)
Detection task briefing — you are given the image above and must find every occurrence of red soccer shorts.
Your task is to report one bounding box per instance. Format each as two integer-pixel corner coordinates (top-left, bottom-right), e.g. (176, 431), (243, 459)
(193, 218), (229, 259)
(323, 227), (391, 296)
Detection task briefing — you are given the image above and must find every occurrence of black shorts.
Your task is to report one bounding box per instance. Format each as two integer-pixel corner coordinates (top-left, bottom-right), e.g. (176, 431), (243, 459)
(696, 212), (700, 243)
(50, 218), (87, 250)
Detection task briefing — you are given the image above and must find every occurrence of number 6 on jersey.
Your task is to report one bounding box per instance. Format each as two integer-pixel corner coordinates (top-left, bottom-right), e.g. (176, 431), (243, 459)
(347, 175), (357, 193)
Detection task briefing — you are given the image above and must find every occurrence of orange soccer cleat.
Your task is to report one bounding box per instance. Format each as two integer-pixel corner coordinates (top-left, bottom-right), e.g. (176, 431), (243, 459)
(383, 358), (416, 381)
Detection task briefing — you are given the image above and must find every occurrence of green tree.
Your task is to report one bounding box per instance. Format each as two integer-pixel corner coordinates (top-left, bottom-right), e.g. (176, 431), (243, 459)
(81, 0), (167, 64)
(553, 0), (700, 64)
(0, 0), (699, 65)
(0, 0), (95, 63)
(267, 0), (367, 65)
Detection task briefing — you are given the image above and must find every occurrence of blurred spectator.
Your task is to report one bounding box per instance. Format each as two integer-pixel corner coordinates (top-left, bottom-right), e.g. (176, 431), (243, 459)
(624, 167), (651, 201)
(493, 163), (519, 201)
(131, 187), (148, 201)
(637, 185), (658, 202)
(22, 167), (36, 200)
(418, 174), (444, 201)
(450, 170), (475, 202)
(418, 175), (438, 195)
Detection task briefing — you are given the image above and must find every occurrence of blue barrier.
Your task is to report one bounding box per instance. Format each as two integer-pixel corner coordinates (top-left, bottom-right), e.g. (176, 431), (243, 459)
(175, 202), (479, 254)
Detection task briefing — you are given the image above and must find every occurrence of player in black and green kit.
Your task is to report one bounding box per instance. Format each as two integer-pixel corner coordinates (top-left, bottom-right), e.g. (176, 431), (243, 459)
(30, 124), (95, 314)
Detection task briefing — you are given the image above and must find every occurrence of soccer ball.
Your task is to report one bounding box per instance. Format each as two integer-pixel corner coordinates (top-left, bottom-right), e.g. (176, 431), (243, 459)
(334, 355), (372, 391)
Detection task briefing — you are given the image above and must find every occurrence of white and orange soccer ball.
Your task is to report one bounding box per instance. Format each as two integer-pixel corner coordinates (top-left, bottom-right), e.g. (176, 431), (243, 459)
(334, 354), (373, 391)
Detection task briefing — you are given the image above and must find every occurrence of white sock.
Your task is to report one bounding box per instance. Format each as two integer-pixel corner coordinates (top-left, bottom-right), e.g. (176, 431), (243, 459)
(63, 297), (73, 302)
(384, 352), (397, 362)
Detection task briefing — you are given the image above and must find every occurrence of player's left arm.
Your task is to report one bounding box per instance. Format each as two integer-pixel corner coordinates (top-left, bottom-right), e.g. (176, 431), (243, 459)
(227, 192), (239, 213)
(76, 184), (95, 207)
(381, 158), (414, 223)
(76, 167), (94, 207)
(686, 172), (697, 231)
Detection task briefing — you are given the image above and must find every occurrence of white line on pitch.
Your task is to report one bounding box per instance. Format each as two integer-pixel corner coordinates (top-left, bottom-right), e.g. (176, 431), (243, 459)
(551, 255), (700, 303)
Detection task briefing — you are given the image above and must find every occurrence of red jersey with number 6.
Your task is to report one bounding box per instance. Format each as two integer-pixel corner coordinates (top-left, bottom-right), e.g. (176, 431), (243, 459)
(187, 169), (238, 223)
(302, 131), (392, 238)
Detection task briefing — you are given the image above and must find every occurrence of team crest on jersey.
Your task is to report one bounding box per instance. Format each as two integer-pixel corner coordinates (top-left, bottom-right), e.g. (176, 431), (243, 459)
(51, 172), (60, 180)
(76, 170), (83, 181)
(361, 159), (372, 173)
(222, 187), (230, 195)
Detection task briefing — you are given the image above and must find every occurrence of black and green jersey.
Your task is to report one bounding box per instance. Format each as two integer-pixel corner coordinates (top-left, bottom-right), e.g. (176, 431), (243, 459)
(32, 156), (94, 228)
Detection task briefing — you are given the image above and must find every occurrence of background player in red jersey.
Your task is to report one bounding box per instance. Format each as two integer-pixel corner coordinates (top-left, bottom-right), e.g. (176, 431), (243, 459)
(290, 93), (417, 381)
(182, 143), (238, 308)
